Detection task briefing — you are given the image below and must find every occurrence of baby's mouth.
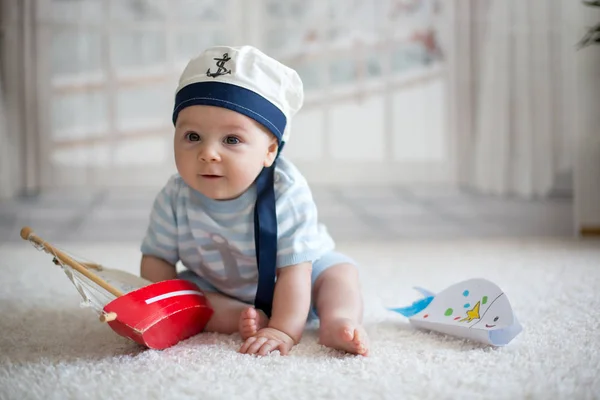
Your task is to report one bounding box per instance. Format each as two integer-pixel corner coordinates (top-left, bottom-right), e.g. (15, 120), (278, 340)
(201, 174), (222, 179)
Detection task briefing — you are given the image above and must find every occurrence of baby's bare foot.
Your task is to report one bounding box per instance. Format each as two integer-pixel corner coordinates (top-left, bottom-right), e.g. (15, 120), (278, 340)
(319, 318), (369, 356)
(239, 307), (269, 340)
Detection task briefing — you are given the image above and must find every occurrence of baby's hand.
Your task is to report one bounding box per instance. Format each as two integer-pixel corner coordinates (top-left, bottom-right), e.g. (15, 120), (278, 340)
(239, 327), (295, 356)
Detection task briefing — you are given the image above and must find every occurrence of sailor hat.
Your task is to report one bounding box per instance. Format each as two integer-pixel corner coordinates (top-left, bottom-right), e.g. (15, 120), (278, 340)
(172, 45), (304, 145)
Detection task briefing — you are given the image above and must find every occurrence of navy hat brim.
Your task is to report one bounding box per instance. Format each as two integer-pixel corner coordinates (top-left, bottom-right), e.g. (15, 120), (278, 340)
(172, 81), (287, 144)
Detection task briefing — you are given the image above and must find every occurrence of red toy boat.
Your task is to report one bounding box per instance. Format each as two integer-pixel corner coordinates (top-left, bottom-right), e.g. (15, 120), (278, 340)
(101, 279), (213, 349)
(20, 226), (214, 350)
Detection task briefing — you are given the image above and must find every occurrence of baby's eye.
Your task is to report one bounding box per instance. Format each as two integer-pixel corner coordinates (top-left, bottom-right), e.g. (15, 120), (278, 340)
(493, 316), (499, 322)
(224, 136), (240, 145)
(185, 132), (200, 142)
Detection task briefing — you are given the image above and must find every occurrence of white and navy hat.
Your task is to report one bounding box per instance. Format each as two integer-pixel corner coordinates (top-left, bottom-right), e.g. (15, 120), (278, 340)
(172, 45), (304, 317)
(172, 45), (303, 146)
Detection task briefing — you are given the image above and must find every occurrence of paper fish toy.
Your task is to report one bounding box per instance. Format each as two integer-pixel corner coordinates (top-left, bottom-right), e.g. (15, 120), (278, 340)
(389, 278), (522, 346)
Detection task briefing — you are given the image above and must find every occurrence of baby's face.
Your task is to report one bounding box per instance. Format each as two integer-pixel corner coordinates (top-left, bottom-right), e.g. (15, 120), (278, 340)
(174, 105), (278, 200)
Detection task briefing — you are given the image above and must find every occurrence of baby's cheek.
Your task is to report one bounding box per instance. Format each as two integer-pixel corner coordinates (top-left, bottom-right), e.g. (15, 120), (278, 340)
(231, 165), (259, 189)
(239, 160), (261, 178)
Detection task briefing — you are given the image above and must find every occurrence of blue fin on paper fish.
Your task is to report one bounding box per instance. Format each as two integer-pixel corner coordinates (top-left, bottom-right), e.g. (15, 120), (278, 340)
(412, 286), (435, 298)
(388, 286), (436, 317)
(388, 295), (435, 317)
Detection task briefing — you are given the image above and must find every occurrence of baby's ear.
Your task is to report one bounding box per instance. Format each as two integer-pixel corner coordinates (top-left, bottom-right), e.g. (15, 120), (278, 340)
(263, 141), (279, 167)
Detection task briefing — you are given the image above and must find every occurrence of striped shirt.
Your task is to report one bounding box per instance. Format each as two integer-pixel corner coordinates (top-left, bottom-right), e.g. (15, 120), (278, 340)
(140, 156), (335, 302)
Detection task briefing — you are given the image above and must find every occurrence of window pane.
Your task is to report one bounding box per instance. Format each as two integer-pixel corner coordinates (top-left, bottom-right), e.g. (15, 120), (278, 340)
(326, 0), (360, 25)
(265, 0), (315, 20)
(330, 57), (357, 85)
(365, 53), (384, 78)
(391, 43), (428, 73)
(52, 30), (103, 78)
(112, 30), (167, 74)
(52, 145), (111, 167)
(110, 0), (166, 21)
(171, 0), (229, 21)
(112, 137), (169, 166)
(48, 0), (105, 23)
(263, 27), (308, 57)
(52, 91), (108, 141)
(327, 26), (350, 46)
(175, 30), (229, 65)
(292, 60), (326, 91)
(116, 83), (173, 132)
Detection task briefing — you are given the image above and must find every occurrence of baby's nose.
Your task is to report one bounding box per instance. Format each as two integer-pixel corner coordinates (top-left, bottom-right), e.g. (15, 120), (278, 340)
(198, 145), (220, 162)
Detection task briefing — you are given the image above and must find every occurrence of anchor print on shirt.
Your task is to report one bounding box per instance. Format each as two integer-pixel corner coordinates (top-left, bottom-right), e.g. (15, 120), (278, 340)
(195, 233), (257, 289)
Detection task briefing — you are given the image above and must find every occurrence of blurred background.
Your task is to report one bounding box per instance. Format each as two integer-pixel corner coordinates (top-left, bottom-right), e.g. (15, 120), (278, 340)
(0, 0), (599, 244)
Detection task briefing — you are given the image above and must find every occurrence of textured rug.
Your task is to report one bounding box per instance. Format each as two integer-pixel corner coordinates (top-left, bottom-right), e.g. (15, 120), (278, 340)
(1, 238), (599, 400)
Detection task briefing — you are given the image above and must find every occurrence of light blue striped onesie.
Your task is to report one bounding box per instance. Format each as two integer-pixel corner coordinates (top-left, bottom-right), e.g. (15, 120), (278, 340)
(140, 156), (356, 315)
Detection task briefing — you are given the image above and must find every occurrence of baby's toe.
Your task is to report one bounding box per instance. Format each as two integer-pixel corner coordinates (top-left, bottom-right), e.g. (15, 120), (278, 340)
(241, 307), (257, 320)
(239, 307), (260, 340)
(339, 325), (354, 342)
(352, 328), (369, 355)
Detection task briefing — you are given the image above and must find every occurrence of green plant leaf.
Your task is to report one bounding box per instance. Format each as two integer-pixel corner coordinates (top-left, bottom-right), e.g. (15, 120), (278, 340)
(583, 0), (600, 6)
(577, 21), (600, 49)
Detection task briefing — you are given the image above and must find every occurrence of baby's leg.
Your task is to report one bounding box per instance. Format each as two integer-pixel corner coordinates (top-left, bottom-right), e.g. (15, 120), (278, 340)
(313, 263), (369, 356)
(203, 292), (256, 334)
(178, 270), (267, 336)
(203, 293), (268, 337)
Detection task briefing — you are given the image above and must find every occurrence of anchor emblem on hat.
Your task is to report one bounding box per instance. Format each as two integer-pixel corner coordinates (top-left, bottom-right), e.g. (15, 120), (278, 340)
(206, 53), (232, 78)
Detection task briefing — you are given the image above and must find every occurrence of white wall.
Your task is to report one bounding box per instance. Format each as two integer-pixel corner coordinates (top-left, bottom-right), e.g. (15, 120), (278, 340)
(574, 5), (600, 232)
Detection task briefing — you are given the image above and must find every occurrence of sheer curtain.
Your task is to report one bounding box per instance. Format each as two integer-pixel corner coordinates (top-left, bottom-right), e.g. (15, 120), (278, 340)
(0, 0), (24, 199)
(452, 0), (577, 199)
(0, 67), (11, 199)
(0, 0), (10, 199)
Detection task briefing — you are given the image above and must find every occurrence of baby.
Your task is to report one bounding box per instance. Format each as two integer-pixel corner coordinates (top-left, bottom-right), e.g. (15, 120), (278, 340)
(139, 45), (368, 356)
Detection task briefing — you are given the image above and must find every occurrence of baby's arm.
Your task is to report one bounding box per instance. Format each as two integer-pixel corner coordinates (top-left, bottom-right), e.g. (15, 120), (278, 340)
(240, 164), (333, 355)
(140, 255), (177, 283)
(139, 176), (181, 283)
(239, 261), (311, 355)
(269, 261), (312, 343)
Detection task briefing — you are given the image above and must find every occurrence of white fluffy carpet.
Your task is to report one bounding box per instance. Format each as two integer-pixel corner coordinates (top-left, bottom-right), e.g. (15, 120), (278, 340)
(1, 238), (599, 400)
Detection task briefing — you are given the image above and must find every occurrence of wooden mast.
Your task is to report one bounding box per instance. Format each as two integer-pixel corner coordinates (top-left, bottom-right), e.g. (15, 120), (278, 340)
(20, 226), (124, 297)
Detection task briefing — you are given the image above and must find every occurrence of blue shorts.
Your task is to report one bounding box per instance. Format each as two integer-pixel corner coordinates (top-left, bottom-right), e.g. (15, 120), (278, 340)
(177, 250), (357, 320)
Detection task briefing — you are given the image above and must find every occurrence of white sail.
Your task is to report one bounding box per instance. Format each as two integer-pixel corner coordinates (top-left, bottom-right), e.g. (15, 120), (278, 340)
(61, 265), (116, 313)
(21, 227), (152, 314)
(57, 256), (151, 313)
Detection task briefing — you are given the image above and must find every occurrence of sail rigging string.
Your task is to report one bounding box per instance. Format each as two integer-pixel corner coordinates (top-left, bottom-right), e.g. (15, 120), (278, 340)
(26, 234), (117, 314)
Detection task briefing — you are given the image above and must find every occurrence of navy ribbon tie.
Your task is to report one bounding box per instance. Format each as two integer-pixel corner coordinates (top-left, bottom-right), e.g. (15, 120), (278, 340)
(253, 165), (278, 317)
(171, 78), (289, 319)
